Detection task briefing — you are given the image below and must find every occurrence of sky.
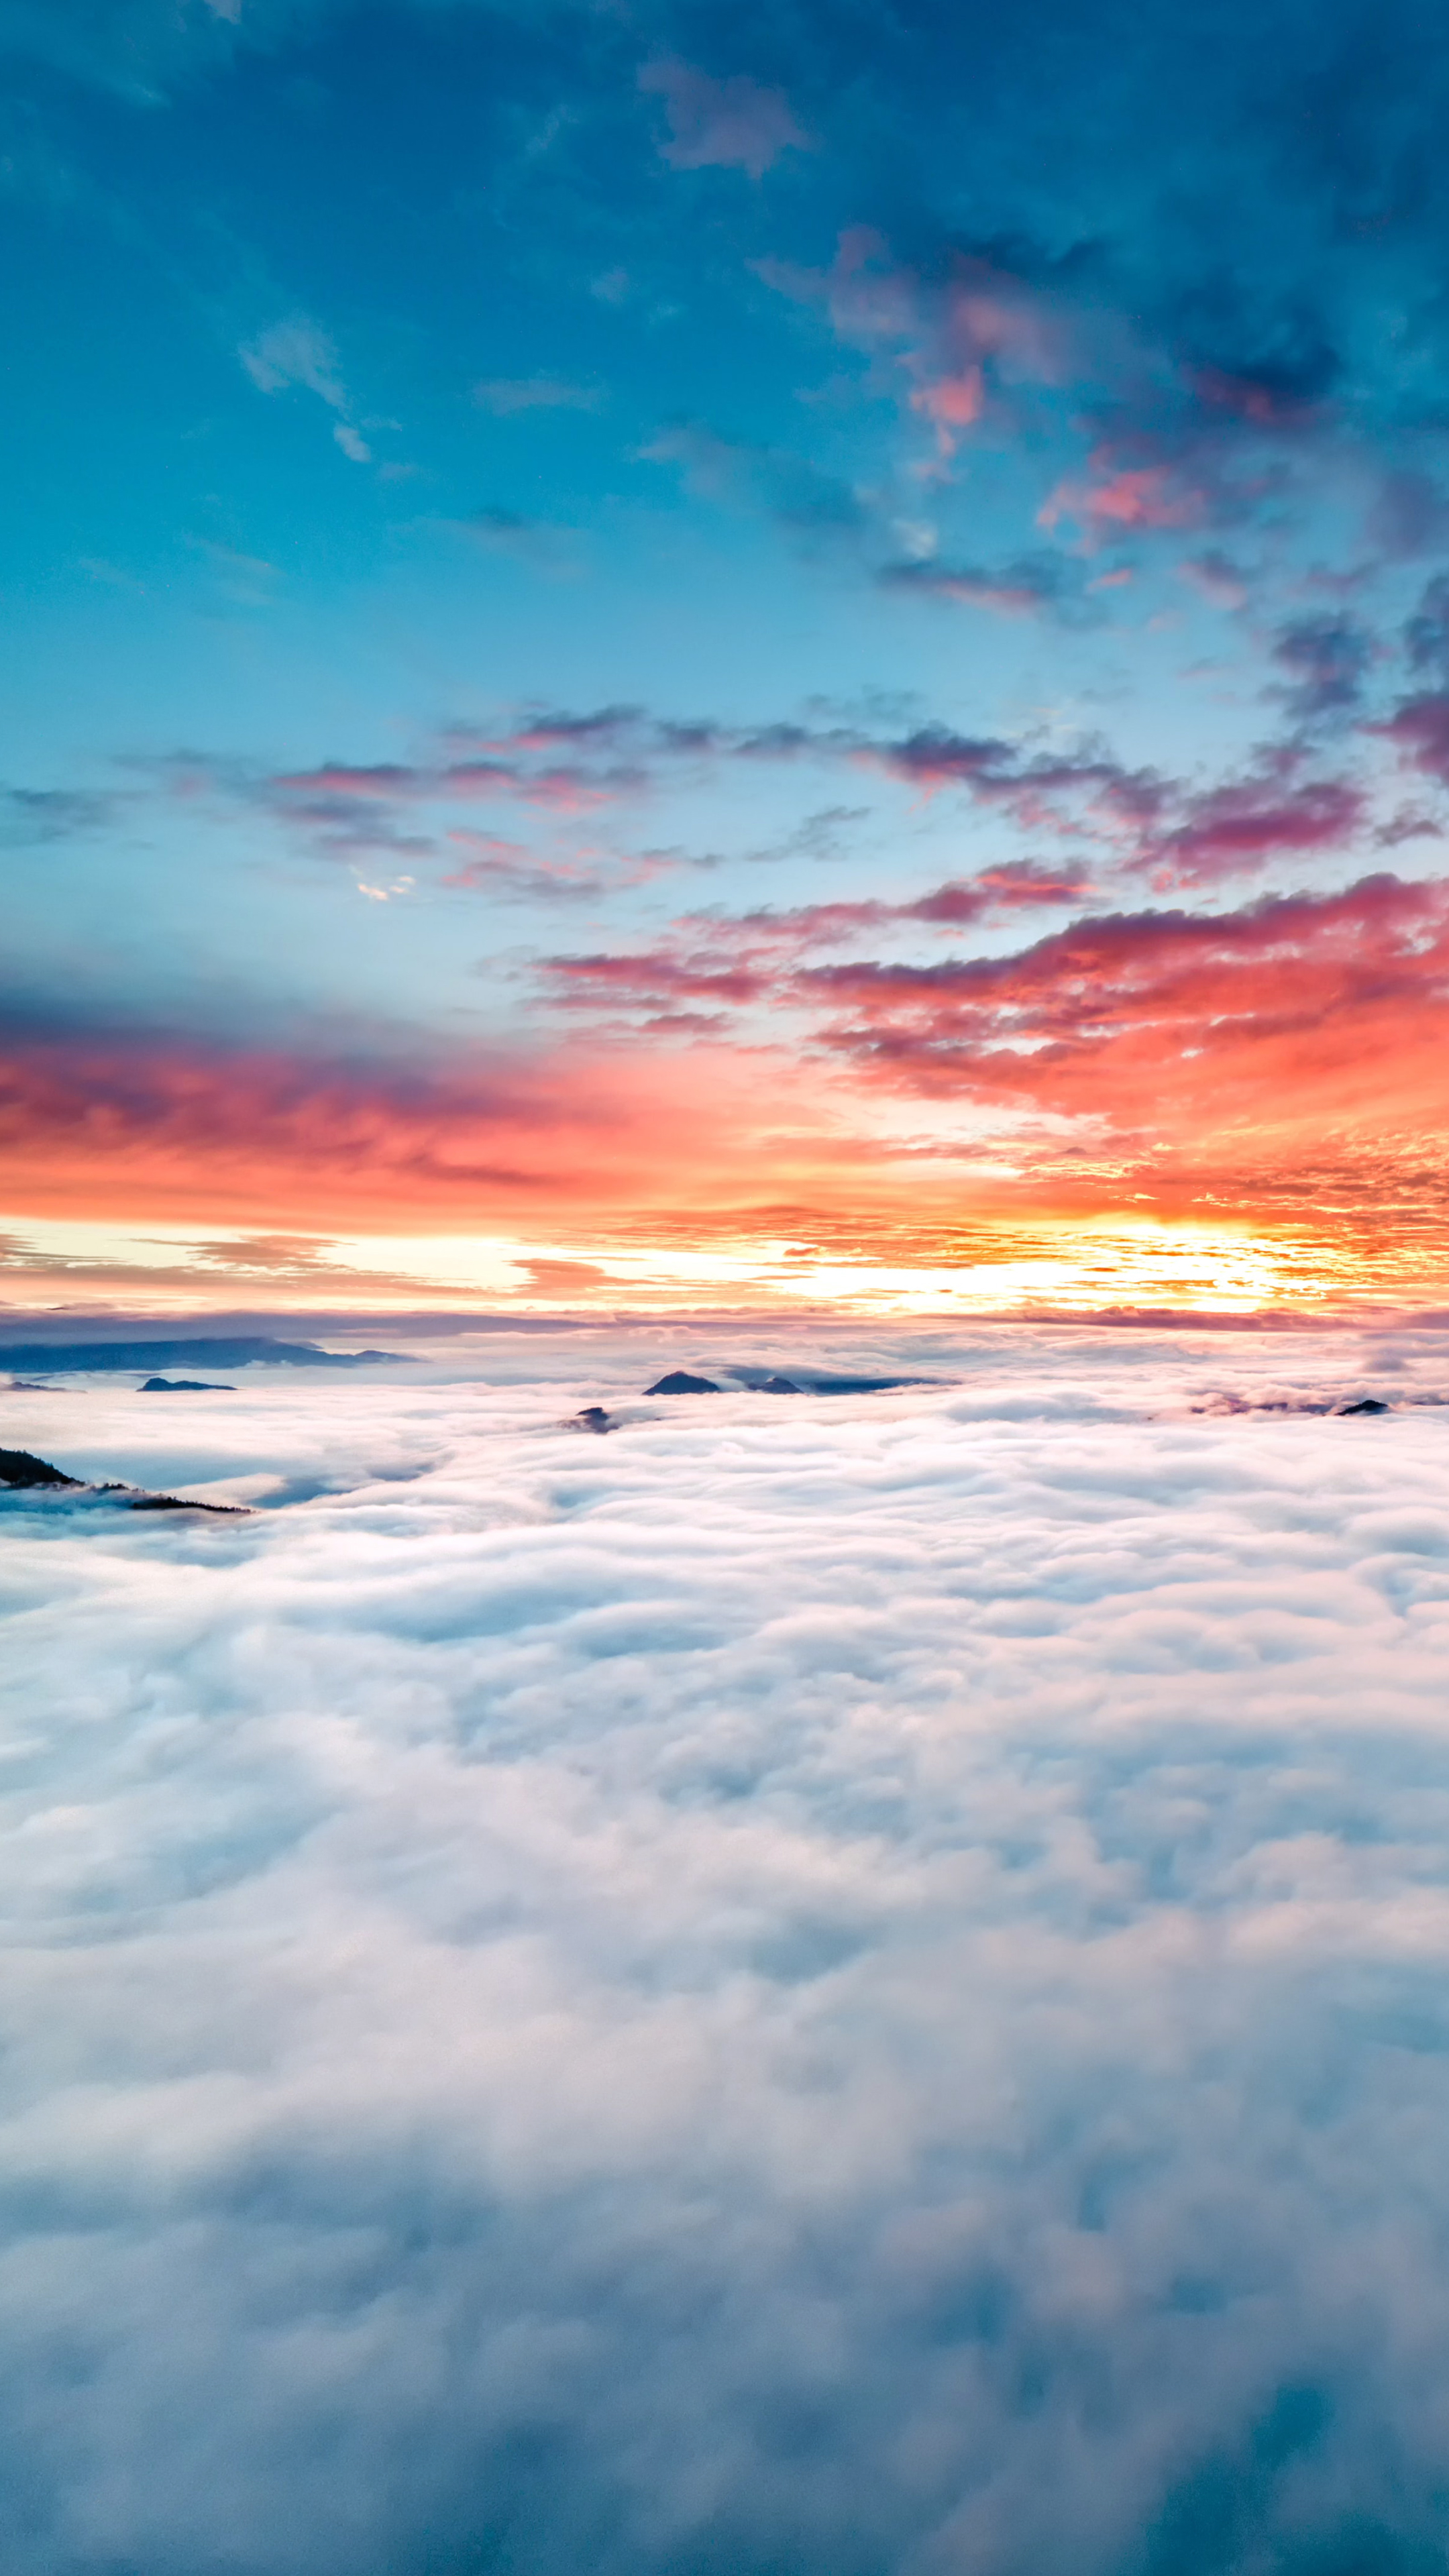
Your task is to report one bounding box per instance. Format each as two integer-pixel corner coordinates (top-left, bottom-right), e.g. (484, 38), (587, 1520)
(6, 0), (1449, 1314)
(8, 1324), (1449, 2573)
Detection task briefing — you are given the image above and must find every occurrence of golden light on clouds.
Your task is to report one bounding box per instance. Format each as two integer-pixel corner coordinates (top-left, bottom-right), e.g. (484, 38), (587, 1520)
(0, 1210), (1414, 1320)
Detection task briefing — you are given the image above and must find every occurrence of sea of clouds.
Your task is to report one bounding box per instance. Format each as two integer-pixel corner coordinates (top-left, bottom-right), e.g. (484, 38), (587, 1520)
(5, 1320), (1449, 2575)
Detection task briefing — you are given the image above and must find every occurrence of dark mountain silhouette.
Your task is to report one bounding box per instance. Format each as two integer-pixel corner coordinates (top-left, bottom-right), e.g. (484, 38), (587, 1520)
(1, 1444), (246, 1512)
(645, 1371), (721, 1394)
(140, 1378), (236, 1393)
(0, 1448), (78, 1488)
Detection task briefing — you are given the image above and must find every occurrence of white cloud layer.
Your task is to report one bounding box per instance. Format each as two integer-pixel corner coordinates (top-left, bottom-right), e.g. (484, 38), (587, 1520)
(5, 1323), (1449, 2572)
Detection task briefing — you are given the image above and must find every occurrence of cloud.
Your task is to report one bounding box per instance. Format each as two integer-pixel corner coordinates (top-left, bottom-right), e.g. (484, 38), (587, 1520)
(638, 422), (866, 545)
(187, 537), (282, 607)
(239, 314), (372, 462)
(858, 722), (1168, 839)
(0, 786), (113, 845)
(755, 231), (1074, 464)
(1403, 574), (1449, 682)
(751, 192), (1351, 591)
(431, 704), (1161, 861)
(441, 832), (681, 901)
(541, 866), (1102, 1015)
(639, 58), (811, 180)
(473, 376), (601, 415)
(529, 861), (1449, 1224)
(0, 1004), (873, 1235)
(239, 315), (345, 407)
(1374, 694), (1449, 785)
(800, 873), (1449, 1171)
(9, 1332), (1449, 2567)
(1038, 456), (1205, 542)
(877, 555), (1073, 619)
(1365, 470), (1449, 561)
(954, 858), (1097, 908)
(1271, 614), (1373, 725)
(447, 506), (582, 572)
(133, 694), (1389, 921)
(1141, 773), (1367, 888)
(1179, 551), (1252, 612)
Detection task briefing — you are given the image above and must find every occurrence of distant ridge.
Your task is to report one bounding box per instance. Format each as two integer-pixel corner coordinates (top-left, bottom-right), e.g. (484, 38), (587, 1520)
(0, 1336), (405, 1373)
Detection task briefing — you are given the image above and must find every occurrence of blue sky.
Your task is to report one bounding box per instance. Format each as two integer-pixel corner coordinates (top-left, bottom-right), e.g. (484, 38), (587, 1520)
(6, 0), (1449, 1314)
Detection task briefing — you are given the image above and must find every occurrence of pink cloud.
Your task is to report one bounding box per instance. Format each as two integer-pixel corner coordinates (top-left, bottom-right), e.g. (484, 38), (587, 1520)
(798, 873), (1449, 1147)
(272, 763), (421, 799)
(0, 1017), (873, 1235)
(1376, 694), (1449, 784)
(1040, 460), (1203, 540)
(441, 834), (600, 900)
(1179, 552), (1252, 611)
(1142, 779), (1366, 888)
(908, 368), (984, 453)
(443, 833), (682, 899)
(537, 869), (1097, 1018)
(969, 860), (1097, 907)
(756, 233), (1066, 457)
(877, 558), (1063, 616)
(13, 871), (1449, 1265)
(268, 755), (638, 820)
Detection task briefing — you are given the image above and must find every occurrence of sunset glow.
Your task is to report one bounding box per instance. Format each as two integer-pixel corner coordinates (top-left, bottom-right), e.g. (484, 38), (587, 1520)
(0, 1210), (1389, 1318)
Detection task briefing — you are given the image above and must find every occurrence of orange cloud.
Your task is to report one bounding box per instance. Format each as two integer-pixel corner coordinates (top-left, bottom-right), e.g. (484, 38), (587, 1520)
(6, 871), (1449, 1301)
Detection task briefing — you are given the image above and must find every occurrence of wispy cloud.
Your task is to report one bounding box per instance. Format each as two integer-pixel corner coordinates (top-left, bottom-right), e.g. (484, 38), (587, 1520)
(238, 313), (372, 463)
(0, 786), (114, 846)
(637, 421), (866, 545)
(639, 58), (812, 180)
(473, 376), (602, 415)
(238, 315), (345, 407)
(445, 506), (584, 574)
(878, 553), (1077, 620)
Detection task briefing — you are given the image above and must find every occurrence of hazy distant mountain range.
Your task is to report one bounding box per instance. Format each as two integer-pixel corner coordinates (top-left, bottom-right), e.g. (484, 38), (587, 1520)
(0, 1338), (402, 1374)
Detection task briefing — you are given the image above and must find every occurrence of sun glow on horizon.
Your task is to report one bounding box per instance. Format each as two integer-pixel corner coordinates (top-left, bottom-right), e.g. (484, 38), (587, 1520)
(0, 1211), (1399, 1322)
